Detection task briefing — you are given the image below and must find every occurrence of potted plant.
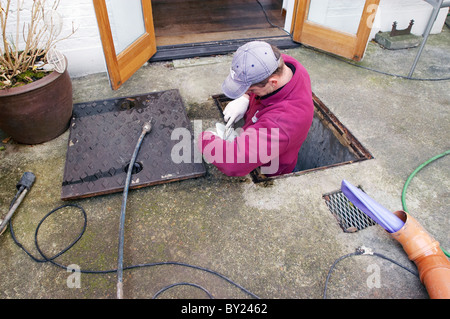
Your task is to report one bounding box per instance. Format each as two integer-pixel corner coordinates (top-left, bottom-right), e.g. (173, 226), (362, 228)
(0, 0), (76, 144)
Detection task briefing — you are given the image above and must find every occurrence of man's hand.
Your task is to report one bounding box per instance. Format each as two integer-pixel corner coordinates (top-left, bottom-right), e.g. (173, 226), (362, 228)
(206, 123), (238, 142)
(223, 95), (249, 129)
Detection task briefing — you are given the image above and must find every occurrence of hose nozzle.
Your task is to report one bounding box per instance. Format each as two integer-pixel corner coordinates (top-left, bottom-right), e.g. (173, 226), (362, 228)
(142, 121), (152, 134)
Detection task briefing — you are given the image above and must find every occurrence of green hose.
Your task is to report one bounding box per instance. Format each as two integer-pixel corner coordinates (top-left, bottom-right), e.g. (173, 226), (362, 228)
(401, 149), (450, 258)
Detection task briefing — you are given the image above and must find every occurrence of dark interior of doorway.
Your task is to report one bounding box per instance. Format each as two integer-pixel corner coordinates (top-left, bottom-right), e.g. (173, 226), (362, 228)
(150, 0), (300, 62)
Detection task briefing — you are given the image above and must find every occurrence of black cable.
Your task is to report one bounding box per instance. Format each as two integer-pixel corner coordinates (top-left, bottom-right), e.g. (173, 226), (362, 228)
(35, 204), (87, 263)
(255, 0), (450, 82)
(318, 49), (450, 81)
(372, 252), (419, 277)
(9, 201), (420, 300)
(256, 0), (292, 38)
(5, 120), (259, 299)
(152, 282), (214, 299)
(7, 193), (423, 299)
(9, 186), (25, 209)
(323, 250), (363, 299)
(323, 247), (419, 299)
(7, 201), (260, 299)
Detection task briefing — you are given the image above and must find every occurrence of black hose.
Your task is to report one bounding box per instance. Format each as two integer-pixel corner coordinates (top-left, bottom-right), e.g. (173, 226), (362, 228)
(323, 247), (419, 299)
(152, 282), (214, 299)
(117, 122), (152, 299)
(8, 202), (260, 298)
(6, 121), (260, 299)
(10, 203), (92, 268)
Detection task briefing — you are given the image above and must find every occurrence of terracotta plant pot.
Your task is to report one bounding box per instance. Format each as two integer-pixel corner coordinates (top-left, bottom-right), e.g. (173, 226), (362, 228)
(0, 61), (73, 144)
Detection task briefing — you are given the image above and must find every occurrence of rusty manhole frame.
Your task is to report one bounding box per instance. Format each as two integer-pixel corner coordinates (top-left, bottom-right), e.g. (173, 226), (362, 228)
(213, 93), (373, 183)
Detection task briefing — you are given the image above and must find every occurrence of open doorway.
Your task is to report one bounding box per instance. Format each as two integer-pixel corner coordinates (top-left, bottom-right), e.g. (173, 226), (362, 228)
(94, 0), (379, 88)
(150, 0), (298, 61)
(152, 0), (288, 45)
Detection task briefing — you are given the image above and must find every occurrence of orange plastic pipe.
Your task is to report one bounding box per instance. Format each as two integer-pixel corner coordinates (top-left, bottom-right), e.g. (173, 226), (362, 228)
(390, 210), (450, 299)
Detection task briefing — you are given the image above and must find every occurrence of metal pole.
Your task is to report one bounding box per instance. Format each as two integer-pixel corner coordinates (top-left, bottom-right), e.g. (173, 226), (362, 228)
(0, 188), (28, 235)
(0, 172), (36, 236)
(408, 0), (446, 78)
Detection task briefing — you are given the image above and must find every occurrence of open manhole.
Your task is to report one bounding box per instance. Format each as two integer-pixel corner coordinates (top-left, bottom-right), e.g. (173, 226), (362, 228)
(213, 93), (373, 183)
(323, 187), (377, 233)
(61, 89), (206, 200)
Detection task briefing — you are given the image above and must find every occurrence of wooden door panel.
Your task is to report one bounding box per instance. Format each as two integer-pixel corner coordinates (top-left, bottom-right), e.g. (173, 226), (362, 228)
(299, 22), (357, 59)
(292, 0), (379, 61)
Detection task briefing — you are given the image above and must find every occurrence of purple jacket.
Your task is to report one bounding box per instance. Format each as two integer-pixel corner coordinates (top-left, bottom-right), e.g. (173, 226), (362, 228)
(199, 54), (314, 176)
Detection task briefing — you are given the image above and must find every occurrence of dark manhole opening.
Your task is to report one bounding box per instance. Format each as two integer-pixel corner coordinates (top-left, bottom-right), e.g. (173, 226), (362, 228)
(212, 93), (373, 183)
(323, 187), (377, 233)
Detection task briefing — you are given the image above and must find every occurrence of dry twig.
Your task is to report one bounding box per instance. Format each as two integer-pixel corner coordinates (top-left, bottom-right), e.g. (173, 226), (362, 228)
(0, 0), (76, 87)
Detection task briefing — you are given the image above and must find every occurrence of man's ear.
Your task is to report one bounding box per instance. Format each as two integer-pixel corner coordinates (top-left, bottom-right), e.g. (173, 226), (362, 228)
(269, 76), (278, 88)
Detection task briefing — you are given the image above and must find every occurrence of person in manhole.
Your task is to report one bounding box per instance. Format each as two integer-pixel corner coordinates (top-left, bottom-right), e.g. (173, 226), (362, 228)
(198, 41), (314, 177)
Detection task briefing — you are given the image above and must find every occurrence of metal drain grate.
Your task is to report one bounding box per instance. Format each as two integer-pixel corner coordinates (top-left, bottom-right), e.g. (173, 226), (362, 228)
(323, 188), (376, 233)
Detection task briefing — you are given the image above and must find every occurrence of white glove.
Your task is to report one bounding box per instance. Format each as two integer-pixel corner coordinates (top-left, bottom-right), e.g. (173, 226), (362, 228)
(223, 95), (249, 129)
(216, 123), (238, 141)
(206, 123), (238, 142)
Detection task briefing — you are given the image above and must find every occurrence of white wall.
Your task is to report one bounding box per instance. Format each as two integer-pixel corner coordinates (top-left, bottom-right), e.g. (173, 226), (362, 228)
(282, 0), (448, 38)
(3, 1), (449, 79)
(370, 0), (449, 39)
(2, 0), (106, 78)
(55, 0), (107, 77)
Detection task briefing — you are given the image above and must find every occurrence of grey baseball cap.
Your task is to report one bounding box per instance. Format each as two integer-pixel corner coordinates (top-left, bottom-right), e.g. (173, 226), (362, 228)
(222, 41), (280, 99)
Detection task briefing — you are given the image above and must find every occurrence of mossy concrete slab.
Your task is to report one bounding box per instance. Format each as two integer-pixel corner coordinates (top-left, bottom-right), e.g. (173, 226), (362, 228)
(0, 26), (449, 300)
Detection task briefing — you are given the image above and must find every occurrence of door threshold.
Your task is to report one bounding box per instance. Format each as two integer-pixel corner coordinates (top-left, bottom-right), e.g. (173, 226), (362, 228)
(149, 35), (300, 62)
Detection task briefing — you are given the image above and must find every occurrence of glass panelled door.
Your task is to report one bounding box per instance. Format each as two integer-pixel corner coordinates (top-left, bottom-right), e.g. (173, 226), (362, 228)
(292, 0), (380, 61)
(105, 0), (147, 54)
(94, 0), (156, 90)
(307, 0), (366, 35)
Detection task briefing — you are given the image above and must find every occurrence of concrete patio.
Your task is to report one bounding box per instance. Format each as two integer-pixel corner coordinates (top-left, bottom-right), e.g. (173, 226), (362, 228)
(0, 25), (449, 301)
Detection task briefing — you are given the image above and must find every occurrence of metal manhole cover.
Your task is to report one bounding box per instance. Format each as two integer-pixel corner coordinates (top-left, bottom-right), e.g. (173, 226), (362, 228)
(323, 188), (376, 233)
(61, 89), (205, 200)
